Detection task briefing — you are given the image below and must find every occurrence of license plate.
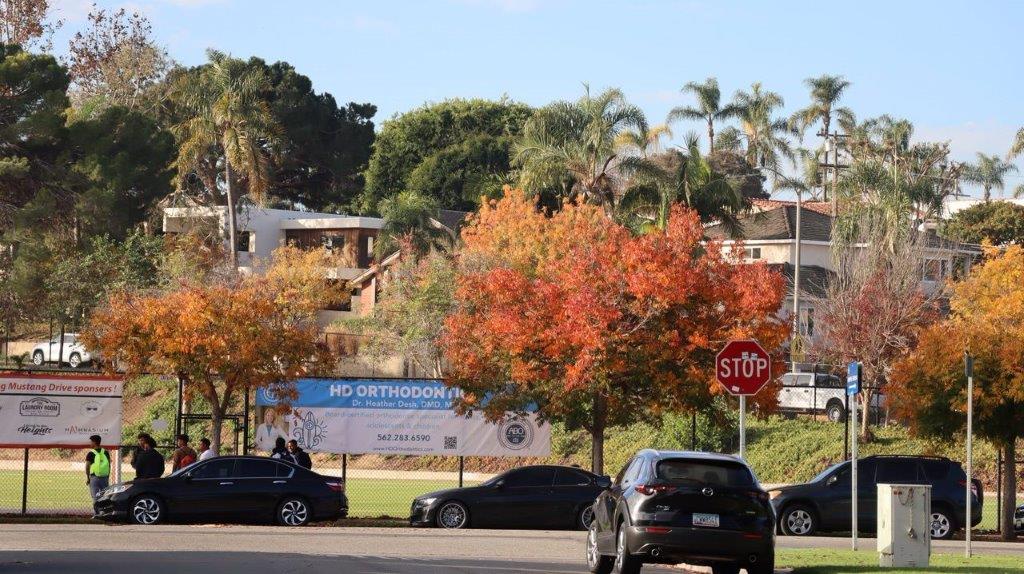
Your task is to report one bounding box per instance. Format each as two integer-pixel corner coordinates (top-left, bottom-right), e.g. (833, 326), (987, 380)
(692, 513), (720, 527)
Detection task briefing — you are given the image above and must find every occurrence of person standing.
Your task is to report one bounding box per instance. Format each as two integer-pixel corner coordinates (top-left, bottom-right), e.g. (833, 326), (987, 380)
(270, 437), (288, 460)
(285, 439), (312, 469)
(85, 435), (110, 500)
(198, 438), (216, 461)
(131, 433), (165, 479)
(171, 434), (198, 472)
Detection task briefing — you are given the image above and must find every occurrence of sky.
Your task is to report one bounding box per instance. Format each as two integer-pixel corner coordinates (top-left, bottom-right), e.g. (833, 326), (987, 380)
(49, 0), (1024, 199)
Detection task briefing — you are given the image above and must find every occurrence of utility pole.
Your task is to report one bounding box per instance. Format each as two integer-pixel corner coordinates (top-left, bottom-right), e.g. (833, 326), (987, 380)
(965, 351), (974, 558)
(792, 189), (802, 373)
(817, 130), (850, 216)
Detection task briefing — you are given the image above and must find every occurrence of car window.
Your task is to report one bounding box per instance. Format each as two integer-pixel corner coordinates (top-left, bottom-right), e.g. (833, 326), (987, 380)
(857, 460), (877, 487)
(503, 467), (555, 488)
(63, 335), (76, 344)
(817, 375), (843, 388)
(622, 458), (645, 485)
(783, 374), (812, 387)
(234, 459), (281, 478)
(614, 459), (633, 486)
(554, 468), (593, 486)
(191, 459), (235, 479)
(876, 459), (920, 483)
(656, 459), (755, 487)
(920, 460), (950, 482)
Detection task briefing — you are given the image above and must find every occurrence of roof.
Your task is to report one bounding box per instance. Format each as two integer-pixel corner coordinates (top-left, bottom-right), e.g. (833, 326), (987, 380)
(766, 263), (835, 299)
(705, 205), (834, 242)
(751, 198), (832, 216)
(437, 209), (470, 233)
(637, 449), (746, 464)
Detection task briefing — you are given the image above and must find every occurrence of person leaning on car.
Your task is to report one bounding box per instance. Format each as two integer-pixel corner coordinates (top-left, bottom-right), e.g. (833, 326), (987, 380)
(131, 433), (166, 479)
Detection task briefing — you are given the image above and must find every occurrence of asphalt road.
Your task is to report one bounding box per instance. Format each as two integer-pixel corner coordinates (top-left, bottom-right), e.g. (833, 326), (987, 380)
(0, 525), (1021, 574)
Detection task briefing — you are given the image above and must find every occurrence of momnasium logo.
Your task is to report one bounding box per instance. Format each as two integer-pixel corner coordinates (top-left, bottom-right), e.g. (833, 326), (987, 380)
(20, 397), (60, 417)
(496, 418), (534, 451)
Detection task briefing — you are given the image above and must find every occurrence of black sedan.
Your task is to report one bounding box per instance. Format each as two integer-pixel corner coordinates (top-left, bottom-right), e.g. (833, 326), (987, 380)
(588, 450), (774, 574)
(410, 465), (610, 530)
(93, 455), (347, 526)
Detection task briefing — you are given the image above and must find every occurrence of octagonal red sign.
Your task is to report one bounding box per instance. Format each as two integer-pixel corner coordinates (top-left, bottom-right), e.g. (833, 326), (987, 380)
(715, 339), (772, 396)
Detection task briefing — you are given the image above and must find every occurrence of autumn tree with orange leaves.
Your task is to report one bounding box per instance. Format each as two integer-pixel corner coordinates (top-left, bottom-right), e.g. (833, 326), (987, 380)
(443, 191), (788, 473)
(891, 245), (1024, 540)
(82, 246), (345, 454)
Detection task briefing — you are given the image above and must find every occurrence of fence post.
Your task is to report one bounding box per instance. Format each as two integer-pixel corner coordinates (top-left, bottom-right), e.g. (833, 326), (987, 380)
(114, 447), (122, 484)
(996, 450), (1002, 534)
(458, 456), (464, 488)
(342, 454), (347, 483)
(812, 364), (818, 418)
(243, 388), (251, 456)
(21, 448), (28, 514)
(690, 412), (697, 450)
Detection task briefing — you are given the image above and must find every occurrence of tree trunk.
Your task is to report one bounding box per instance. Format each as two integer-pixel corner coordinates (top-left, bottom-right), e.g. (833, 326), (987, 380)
(859, 391), (874, 441)
(591, 391), (607, 475)
(707, 120), (714, 152)
(210, 401), (224, 457)
(224, 161), (238, 269)
(1000, 440), (1017, 541)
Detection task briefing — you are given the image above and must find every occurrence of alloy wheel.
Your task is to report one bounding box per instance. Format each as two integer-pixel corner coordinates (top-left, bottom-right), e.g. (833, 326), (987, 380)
(786, 509), (814, 535)
(69, 353), (81, 368)
(930, 512), (951, 539)
(132, 498), (161, 524)
(580, 506), (595, 530)
(437, 502), (467, 528)
(280, 499), (309, 526)
(587, 524), (600, 568)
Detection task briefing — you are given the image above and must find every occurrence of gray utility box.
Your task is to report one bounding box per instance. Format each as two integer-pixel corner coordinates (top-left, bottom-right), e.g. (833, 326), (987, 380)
(877, 483), (931, 568)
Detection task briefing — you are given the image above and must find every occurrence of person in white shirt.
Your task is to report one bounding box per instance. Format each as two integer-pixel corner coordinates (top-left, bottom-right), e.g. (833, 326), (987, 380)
(198, 437), (216, 461)
(255, 407), (288, 452)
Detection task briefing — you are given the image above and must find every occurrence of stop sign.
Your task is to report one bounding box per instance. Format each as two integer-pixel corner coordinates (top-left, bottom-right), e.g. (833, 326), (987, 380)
(715, 339), (772, 396)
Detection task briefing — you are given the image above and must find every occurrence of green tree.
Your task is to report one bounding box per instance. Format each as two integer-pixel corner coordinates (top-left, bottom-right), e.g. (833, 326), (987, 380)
(667, 77), (740, 152)
(942, 201), (1024, 245)
(964, 152), (1018, 202)
(360, 98), (532, 214)
(171, 49), (282, 267)
(1010, 127), (1023, 159)
(514, 86), (646, 215)
(718, 82), (795, 173)
(374, 190), (455, 259)
(789, 74), (853, 139)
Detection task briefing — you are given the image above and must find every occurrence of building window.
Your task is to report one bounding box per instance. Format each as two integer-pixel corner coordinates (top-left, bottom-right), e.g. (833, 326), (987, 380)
(923, 258), (949, 281)
(321, 234), (344, 252)
(800, 307), (814, 337)
(236, 231), (252, 253)
(744, 247), (762, 260)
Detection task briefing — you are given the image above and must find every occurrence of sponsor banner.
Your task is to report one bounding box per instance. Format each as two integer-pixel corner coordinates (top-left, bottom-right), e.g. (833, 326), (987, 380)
(0, 373), (123, 448)
(255, 379), (550, 457)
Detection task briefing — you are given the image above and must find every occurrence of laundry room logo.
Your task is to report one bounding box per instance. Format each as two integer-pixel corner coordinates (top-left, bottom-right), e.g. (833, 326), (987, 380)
(20, 397), (61, 417)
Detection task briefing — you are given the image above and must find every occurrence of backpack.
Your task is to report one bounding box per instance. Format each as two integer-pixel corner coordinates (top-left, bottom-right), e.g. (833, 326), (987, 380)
(91, 448), (110, 478)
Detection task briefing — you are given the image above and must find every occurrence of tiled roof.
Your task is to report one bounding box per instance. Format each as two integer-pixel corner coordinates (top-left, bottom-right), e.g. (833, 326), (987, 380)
(767, 263), (835, 299)
(751, 198), (832, 215)
(705, 205), (833, 242)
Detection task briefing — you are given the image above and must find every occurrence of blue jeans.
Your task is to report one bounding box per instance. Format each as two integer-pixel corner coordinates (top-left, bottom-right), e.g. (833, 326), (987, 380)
(89, 475), (109, 500)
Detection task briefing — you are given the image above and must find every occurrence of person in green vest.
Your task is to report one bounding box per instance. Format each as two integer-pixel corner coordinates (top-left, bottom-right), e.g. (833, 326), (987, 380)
(85, 434), (111, 501)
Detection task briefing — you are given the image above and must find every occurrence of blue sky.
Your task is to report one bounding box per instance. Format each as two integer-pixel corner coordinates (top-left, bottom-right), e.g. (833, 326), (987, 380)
(51, 0), (1023, 198)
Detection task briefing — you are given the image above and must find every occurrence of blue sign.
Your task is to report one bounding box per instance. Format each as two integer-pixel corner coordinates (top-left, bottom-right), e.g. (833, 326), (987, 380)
(846, 362), (861, 396)
(257, 378), (462, 411)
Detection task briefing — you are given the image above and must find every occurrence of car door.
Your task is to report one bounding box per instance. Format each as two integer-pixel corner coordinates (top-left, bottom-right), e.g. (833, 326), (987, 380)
(232, 459), (291, 519)
(551, 468), (598, 528)
(593, 458), (635, 552)
(817, 460), (876, 531)
(473, 467), (557, 528)
(871, 458), (922, 529)
(174, 458), (239, 517)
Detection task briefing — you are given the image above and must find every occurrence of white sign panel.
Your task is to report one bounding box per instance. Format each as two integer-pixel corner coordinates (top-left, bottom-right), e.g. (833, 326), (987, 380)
(0, 373), (123, 447)
(255, 379), (550, 457)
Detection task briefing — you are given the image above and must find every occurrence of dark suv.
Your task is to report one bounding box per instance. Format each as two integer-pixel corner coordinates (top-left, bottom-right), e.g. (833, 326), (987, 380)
(770, 455), (982, 540)
(587, 450), (774, 574)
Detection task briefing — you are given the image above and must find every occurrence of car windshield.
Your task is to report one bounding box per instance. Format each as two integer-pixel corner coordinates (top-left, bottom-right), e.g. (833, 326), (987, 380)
(655, 459), (755, 487)
(811, 461), (847, 483)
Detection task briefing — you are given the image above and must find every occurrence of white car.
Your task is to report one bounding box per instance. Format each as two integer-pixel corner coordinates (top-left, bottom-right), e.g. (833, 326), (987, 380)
(1015, 504), (1023, 532)
(777, 372), (885, 422)
(30, 334), (93, 368)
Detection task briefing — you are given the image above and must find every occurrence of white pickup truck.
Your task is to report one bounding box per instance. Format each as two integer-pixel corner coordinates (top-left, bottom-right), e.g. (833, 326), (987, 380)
(777, 372), (884, 422)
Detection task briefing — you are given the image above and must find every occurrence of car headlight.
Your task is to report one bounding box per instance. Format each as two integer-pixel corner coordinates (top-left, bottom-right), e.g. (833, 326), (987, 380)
(103, 484), (131, 496)
(418, 497), (437, 506)
(768, 490), (782, 500)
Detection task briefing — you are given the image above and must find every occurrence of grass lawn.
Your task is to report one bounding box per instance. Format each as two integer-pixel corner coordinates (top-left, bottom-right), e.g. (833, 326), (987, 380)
(778, 549), (1024, 573)
(0, 469), (471, 519)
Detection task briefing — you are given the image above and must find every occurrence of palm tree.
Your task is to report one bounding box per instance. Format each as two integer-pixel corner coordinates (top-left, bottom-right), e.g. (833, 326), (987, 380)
(375, 190), (455, 259)
(513, 86), (647, 215)
(172, 49), (281, 267)
(964, 153), (1019, 202)
(1009, 127), (1024, 159)
(667, 77), (741, 152)
(790, 75), (854, 139)
(727, 82), (795, 174)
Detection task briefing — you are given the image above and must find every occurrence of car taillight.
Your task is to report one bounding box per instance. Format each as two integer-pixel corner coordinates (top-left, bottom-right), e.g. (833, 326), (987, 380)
(634, 484), (673, 495)
(326, 481), (344, 493)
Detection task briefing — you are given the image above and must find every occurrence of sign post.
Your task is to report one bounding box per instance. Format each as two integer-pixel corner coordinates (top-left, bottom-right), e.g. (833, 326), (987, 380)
(965, 351), (974, 558)
(847, 361), (861, 551)
(715, 340), (772, 460)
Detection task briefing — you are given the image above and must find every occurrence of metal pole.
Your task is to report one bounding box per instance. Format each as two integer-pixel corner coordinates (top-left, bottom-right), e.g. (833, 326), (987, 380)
(851, 392), (858, 551)
(792, 190), (803, 373)
(459, 456), (465, 488)
(691, 412), (697, 451)
(738, 395), (747, 459)
(342, 454), (347, 483)
(243, 387), (251, 456)
(844, 392), (850, 459)
(965, 351), (974, 557)
(996, 450), (1002, 534)
(21, 448), (28, 514)
(175, 375), (184, 437)
(115, 447), (122, 484)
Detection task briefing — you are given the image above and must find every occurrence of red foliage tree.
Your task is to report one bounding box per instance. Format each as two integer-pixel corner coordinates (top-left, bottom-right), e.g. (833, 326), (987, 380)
(442, 191), (788, 473)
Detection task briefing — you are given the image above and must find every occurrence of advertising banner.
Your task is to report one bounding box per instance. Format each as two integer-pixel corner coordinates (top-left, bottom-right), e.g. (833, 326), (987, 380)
(255, 378), (550, 457)
(0, 373), (123, 448)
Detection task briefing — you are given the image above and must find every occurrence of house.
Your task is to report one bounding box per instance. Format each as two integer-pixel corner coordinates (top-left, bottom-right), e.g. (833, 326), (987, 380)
(704, 202), (981, 344)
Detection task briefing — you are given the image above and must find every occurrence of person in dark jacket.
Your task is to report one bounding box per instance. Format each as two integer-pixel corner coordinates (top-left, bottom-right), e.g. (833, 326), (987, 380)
(270, 437), (288, 460)
(131, 433), (165, 479)
(285, 439), (312, 469)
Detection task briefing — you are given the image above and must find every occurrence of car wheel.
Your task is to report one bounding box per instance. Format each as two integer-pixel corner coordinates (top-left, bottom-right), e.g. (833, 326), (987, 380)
(612, 525), (642, 574)
(930, 508), (956, 540)
(32, 351), (44, 366)
(435, 501), (468, 529)
(587, 522), (614, 574)
(578, 505), (596, 530)
(826, 401), (846, 422)
(277, 497), (311, 526)
(710, 565), (740, 574)
(130, 495), (164, 525)
(780, 504), (817, 536)
(68, 353), (82, 369)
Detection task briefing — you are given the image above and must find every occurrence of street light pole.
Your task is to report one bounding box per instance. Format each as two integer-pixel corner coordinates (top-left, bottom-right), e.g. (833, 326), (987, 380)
(792, 190), (802, 373)
(965, 351), (974, 558)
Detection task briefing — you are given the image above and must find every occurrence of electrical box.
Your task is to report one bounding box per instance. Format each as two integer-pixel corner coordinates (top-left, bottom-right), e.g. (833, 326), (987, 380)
(877, 483), (931, 568)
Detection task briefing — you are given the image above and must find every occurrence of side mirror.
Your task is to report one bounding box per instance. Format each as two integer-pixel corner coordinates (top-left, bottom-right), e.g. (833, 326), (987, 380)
(596, 475), (612, 489)
(826, 475), (838, 486)
(494, 479), (505, 489)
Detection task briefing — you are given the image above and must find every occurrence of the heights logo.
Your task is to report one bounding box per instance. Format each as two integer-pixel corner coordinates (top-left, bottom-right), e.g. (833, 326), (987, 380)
(19, 397), (61, 417)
